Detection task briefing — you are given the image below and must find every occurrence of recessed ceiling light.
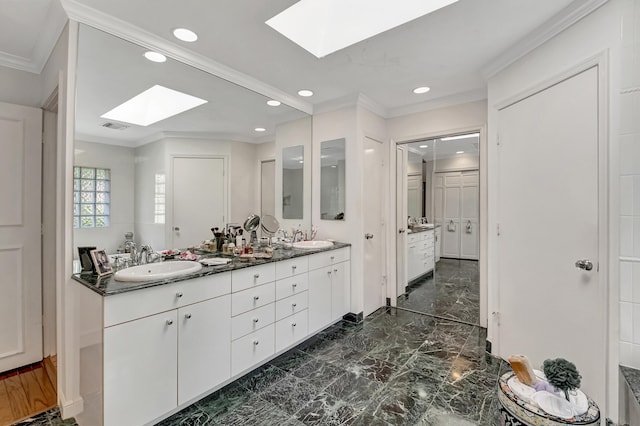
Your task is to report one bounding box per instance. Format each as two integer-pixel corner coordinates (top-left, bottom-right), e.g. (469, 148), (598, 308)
(267, 100), (281, 106)
(442, 133), (480, 141)
(456, 151), (465, 154)
(299, 160), (304, 164)
(266, 0), (459, 58)
(419, 145), (428, 148)
(255, 127), (266, 132)
(413, 86), (431, 94)
(143, 51), (167, 63)
(298, 89), (314, 97)
(331, 165), (337, 168)
(101, 85), (207, 127)
(173, 28), (198, 42)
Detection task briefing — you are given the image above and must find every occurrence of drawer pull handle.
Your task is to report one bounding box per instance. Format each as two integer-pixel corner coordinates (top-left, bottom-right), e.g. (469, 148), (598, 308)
(292, 283), (297, 288)
(254, 274), (260, 279)
(330, 256), (335, 260)
(253, 340), (259, 346)
(334, 269), (338, 273)
(185, 313), (192, 319)
(291, 323), (297, 327)
(292, 265), (297, 270)
(253, 318), (259, 323)
(176, 292), (183, 298)
(253, 296), (260, 301)
(166, 319), (173, 326)
(292, 303), (297, 308)
(327, 271), (332, 276)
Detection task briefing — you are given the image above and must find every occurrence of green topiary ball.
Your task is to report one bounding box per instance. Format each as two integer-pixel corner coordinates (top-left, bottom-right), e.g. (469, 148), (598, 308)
(542, 358), (582, 401)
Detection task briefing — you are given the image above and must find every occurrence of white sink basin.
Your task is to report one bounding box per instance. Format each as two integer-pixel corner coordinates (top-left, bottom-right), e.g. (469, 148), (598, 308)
(292, 240), (334, 249)
(114, 261), (202, 282)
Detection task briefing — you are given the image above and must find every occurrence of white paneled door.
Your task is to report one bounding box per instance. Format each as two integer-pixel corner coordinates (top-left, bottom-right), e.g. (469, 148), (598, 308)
(172, 157), (225, 249)
(0, 102), (43, 373)
(496, 66), (604, 409)
(396, 145), (408, 298)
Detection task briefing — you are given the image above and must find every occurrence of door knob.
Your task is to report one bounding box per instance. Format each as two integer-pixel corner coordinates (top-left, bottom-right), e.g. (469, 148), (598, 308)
(365, 233), (374, 240)
(398, 228), (406, 234)
(173, 227), (180, 231)
(575, 259), (593, 271)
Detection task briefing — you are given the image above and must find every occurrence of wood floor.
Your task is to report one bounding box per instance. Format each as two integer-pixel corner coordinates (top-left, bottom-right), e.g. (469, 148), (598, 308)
(0, 357), (57, 426)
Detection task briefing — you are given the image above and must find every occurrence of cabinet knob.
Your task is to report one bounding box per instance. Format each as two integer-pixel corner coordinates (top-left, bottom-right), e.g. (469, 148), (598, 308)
(330, 256), (335, 260)
(292, 283), (297, 288)
(253, 317), (259, 323)
(292, 265), (297, 270)
(176, 292), (183, 298)
(184, 313), (192, 319)
(292, 303), (297, 308)
(166, 319), (173, 326)
(333, 269), (338, 273)
(253, 340), (259, 346)
(327, 271), (332, 276)
(253, 296), (260, 301)
(291, 323), (297, 327)
(254, 274), (260, 279)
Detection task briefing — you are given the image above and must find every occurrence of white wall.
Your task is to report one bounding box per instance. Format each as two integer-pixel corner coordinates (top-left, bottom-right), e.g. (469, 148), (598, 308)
(434, 154), (479, 172)
(73, 141), (135, 255)
(0, 65), (42, 107)
(619, 0), (640, 371)
(487, 1), (624, 420)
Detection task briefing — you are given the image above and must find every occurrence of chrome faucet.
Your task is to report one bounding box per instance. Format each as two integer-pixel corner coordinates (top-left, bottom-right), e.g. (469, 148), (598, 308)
(293, 229), (304, 243)
(138, 245), (161, 264)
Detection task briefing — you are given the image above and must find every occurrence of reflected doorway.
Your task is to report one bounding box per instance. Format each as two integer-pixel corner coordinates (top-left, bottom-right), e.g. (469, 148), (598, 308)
(396, 132), (481, 325)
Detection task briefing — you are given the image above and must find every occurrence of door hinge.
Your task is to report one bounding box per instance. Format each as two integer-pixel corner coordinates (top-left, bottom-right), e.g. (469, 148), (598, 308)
(492, 311), (500, 325)
(497, 133), (501, 147)
(496, 223), (500, 236)
(41, 223), (44, 235)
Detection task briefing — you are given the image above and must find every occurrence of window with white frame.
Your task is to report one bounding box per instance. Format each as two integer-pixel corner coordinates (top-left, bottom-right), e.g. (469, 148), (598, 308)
(73, 166), (111, 228)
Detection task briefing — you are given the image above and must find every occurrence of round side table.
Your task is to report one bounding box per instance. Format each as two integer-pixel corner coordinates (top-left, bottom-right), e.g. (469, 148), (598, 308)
(497, 372), (600, 426)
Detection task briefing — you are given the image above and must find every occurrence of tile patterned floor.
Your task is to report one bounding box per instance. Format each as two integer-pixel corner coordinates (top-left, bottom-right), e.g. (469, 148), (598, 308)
(158, 308), (508, 426)
(11, 408), (77, 426)
(397, 259), (480, 325)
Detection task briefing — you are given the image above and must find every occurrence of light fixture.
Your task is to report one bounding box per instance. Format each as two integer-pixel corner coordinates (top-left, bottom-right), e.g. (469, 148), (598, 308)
(266, 0), (459, 58)
(173, 28), (198, 42)
(100, 85), (207, 127)
(254, 127), (266, 132)
(267, 100), (281, 106)
(413, 86), (430, 94)
(419, 145), (428, 148)
(331, 165), (337, 168)
(441, 133), (480, 141)
(298, 89), (314, 97)
(144, 51), (167, 63)
(299, 160), (304, 164)
(456, 151), (465, 154)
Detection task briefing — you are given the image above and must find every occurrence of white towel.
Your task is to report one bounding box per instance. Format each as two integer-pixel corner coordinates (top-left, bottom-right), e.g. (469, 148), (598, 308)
(200, 258), (231, 266)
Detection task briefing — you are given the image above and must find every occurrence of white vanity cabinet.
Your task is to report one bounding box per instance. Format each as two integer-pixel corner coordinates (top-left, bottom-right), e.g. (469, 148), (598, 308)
(307, 248), (351, 334)
(103, 272), (232, 426)
(407, 230), (435, 282)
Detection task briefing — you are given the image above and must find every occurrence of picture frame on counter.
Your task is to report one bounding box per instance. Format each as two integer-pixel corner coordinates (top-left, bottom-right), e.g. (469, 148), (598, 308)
(90, 249), (113, 276)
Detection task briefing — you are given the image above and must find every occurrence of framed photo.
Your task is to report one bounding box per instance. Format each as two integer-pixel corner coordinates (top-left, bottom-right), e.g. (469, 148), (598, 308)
(77, 246), (96, 273)
(90, 249), (113, 276)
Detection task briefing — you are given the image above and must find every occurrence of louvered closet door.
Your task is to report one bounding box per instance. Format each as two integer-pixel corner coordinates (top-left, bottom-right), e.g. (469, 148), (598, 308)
(460, 171), (479, 259)
(442, 173), (461, 258)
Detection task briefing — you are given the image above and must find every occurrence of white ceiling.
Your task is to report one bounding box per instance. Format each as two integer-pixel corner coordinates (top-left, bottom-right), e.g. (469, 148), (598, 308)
(1, 0), (598, 125)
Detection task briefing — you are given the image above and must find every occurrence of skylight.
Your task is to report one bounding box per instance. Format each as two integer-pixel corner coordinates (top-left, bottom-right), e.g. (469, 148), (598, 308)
(266, 0), (459, 58)
(101, 85), (207, 127)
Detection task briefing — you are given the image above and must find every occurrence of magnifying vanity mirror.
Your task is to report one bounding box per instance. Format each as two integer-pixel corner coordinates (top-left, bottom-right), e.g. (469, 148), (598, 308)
(72, 24), (312, 265)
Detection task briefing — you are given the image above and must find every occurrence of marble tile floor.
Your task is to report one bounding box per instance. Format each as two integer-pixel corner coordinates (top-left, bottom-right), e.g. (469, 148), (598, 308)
(397, 259), (480, 326)
(10, 408), (77, 426)
(158, 307), (509, 426)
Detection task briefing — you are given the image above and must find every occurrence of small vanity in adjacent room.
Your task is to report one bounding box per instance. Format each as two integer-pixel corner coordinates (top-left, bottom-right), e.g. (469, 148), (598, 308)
(71, 244), (350, 426)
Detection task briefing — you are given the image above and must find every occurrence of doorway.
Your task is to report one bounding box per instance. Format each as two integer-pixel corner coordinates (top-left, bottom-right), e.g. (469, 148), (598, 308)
(395, 132), (481, 325)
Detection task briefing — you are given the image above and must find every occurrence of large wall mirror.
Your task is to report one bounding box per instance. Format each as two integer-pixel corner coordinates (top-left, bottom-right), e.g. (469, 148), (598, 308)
(281, 145), (304, 219)
(320, 138), (345, 220)
(73, 24), (311, 263)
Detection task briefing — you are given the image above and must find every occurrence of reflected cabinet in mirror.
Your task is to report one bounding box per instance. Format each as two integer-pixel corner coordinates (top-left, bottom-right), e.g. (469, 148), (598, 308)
(320, 139), (345, 220)
(281, 145), (304, 219)
(73, 24), (311, 264)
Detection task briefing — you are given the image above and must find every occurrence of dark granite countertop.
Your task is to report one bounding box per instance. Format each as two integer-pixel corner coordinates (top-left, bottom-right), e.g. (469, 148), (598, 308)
(621, 365), (640, 405)
(72, 242), (350, 297)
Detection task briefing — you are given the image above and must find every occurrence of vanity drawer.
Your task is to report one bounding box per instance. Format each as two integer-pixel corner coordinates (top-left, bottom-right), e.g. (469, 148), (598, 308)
(104, 272), (231, 327)
(231, 282), (275, 316)
(408, 233), (422, 244)
(308, 248), (350, 270)
(275, 291), (308, 321)
(231, 263), (275, 293)
(231, 325), (275, 376)
(275, 275), (308, 300)
(275, 257), (309, 280)
(231, 303), (275, 340)
(275, 310), (308, 353)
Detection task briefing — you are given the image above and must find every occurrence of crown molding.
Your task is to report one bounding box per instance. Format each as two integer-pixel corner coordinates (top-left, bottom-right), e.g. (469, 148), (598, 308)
(481, 0), (609, 80)
(386, 88), (487, 118)
(60, 0), (313, 115)
(313, 92), (388, 117)
(0, 1), (67, 74)
(356, 93), (388, 118)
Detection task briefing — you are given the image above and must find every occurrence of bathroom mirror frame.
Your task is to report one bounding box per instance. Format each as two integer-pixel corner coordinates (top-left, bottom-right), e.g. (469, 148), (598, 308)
(72, 23), (312, 264)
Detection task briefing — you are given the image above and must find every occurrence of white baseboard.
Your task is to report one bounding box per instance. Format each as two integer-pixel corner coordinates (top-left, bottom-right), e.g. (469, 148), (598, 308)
(59, 390), (84, 420)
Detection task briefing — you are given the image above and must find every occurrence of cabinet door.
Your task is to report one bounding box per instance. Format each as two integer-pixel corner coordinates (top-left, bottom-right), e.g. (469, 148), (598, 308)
(331, 262), (350, 321)
(104, 311), (178, 426)
(178, 295), (231, 405)
(308, 266), (332, 334)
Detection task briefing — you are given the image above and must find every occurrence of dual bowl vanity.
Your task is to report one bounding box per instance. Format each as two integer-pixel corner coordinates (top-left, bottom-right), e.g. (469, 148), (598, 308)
(72, 243), (350, 426)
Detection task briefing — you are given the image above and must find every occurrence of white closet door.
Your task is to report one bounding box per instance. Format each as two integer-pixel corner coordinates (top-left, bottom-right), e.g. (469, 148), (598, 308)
(460, 171), (479, 260)
(442, 173), (461, 258)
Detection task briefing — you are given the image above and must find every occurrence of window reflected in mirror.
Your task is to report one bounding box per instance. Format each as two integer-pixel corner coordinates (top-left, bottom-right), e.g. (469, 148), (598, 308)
(320, 138), (346, 220)
(282, 145), (304, 219)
